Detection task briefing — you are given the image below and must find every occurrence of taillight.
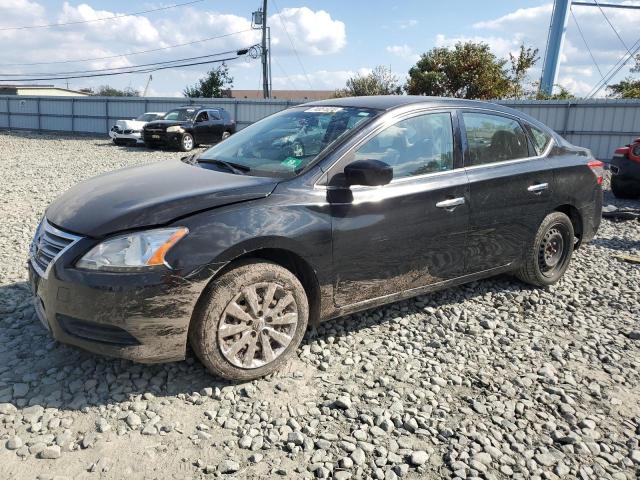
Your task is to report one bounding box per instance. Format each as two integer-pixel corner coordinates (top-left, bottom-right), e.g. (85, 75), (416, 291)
(588, 160), (604, 185)
(630, 144), (640, 163)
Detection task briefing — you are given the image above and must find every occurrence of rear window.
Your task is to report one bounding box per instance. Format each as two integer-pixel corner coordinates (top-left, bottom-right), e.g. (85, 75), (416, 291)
(527, 125), (553, 155)
(462, 112), (529, 166)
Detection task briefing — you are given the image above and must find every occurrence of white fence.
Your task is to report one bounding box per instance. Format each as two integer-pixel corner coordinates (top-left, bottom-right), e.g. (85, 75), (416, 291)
(1, 96), (639, 159)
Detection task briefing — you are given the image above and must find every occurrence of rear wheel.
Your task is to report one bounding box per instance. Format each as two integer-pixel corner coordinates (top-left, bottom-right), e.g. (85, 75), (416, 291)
(611, 175), (639, 199)
(516, 212), (574, 287)
(189, 260), (309, 380)
(179, 133), (194, 152)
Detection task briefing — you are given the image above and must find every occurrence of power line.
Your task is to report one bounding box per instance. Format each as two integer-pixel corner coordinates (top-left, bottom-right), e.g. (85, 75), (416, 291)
(0, 55), (246, 82)
(586, 37), (640, 97)
(0, 30), (255, 67)
(593, 0), (633, 57)
(0, 49), (246, 77)
(271, 0), (313, 89)
(570, 7), (604, 79)
(272, 55), (299, 90)
(0, 0), (203, 32)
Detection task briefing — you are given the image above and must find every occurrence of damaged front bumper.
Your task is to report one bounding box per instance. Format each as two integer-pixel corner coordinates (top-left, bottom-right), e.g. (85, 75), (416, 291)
(27, 241), (215, 363)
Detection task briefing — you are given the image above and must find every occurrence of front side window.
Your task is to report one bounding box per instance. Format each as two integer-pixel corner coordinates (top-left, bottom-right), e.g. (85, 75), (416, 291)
(463, 112), (529, 166)
(197, 106), (379, 178)
(164, 108), (197, 121)
(527, 124), (553, 155)
(196, 111), (209, 122)
(137, 113), (161, 122)
(351, 112), (454, 180)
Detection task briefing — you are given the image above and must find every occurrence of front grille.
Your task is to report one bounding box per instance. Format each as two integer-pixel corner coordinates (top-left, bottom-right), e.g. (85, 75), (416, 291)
(30, 219), (82, 277)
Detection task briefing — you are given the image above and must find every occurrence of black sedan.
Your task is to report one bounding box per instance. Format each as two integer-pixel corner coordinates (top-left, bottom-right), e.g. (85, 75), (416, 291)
(29, 96), (602, 380)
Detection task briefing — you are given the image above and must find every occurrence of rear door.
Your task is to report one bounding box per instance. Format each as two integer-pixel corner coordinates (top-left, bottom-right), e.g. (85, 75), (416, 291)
(460, 110), (554, 273)
(328, 110), (470, 307)
(208, 110), (225, 141)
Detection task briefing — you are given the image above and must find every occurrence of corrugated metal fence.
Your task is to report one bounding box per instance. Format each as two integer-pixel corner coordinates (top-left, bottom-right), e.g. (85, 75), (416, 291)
(1, 95), (639, 159)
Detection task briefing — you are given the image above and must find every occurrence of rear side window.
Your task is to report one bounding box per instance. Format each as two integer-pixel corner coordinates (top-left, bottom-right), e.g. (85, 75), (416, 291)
(527, 124), (553, 155)
(209, 110), (221, 120)
(352, 112), (454, 180)
(462, 112), (529, 166)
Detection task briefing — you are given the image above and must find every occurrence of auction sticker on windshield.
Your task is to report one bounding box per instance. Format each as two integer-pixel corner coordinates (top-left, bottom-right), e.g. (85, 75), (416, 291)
(304, 107), (343, 113)
(281, 157), (303, 169)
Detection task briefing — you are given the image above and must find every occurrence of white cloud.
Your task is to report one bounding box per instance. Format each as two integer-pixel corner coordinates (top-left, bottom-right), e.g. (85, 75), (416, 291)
(436, 2), (640, 96)
(0, 2), (347, 95)
(386, 44), (420, 63)
(269, 7), (346, 56)
(272, 68), (371, 90)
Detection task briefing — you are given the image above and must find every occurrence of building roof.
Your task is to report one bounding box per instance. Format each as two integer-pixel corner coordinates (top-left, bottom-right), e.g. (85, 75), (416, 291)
(0, 84), (90, 95)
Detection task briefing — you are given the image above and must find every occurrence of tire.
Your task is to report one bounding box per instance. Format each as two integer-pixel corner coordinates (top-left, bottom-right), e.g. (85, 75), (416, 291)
(221, 131), (231, 141)
(611, 175), (639, 199)
(189, 260), (309, 381)
(179, 133), (194, 152)
(516, 212), (575, 287)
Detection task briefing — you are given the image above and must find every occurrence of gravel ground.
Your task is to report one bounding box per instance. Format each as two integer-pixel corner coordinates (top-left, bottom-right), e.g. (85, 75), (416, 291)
(0, 130), (639, 480)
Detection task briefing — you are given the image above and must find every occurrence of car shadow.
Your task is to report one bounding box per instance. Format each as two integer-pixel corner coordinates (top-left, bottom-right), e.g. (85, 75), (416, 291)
(0, 274), (530, 413)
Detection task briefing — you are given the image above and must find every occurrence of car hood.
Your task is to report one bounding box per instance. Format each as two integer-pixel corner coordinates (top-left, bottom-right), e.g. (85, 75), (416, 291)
(46, 160), (279, 237)
(115, 119), (146, 130)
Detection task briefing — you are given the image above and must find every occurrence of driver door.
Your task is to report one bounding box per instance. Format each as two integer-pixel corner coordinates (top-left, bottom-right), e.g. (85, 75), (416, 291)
(328, 111), (470, 307)
(193, 111), (211, 144)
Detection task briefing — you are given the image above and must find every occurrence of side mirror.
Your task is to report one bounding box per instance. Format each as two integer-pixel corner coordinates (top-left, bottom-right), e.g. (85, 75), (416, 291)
(344, 159), (393, 187)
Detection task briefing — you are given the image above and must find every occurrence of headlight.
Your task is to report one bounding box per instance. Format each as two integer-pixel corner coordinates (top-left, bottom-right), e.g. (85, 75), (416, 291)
(166, 126), (184, 133)
(76, 227), (188, 271)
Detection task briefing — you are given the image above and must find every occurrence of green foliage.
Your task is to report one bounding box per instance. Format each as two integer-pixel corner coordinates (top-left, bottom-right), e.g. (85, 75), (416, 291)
(405, 42), (512, 99)
(607, 78), (640, 99)
(183, 64), (233, 98)
(508, 45), (540, 99)
(89, 85), (140, 96)
(535, 85), (576, 100)
(334, 65), (402, 97)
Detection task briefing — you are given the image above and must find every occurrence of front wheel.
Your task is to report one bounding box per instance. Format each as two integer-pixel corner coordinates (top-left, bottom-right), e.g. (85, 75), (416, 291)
(221, 131), (231, 141)
(179, 133), (194, 152)
(516, 212), (574, 287)
(189, 260), (309, 380)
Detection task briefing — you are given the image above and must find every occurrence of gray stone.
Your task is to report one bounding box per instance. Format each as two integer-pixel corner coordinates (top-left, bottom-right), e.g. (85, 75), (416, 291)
(410, 450), (429, 466)
(6, 436), (23, 450)
(39, 445), (61, 459)
(218, 459), (240, 473)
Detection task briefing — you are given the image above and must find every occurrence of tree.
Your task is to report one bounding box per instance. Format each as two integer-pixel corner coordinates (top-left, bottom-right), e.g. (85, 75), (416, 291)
(405, 42), (512, 99)
(606, 53), (640, 98)
(535, 84), (576, 100)
(183, 64), (233, 98)
(508, 45), (539, 99)
(90, 85), (140, 96)
(607, 78), (640, 98)
(334, 65), (402, 97)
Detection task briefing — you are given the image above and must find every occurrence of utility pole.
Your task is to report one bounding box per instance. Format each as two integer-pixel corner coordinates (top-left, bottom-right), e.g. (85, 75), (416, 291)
(540, 0), (640, 96)
(261, 0), (269, 99)
(539, 0), (570, 96)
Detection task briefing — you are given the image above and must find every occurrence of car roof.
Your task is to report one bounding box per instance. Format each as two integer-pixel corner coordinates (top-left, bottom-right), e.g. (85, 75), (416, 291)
(301, 95), (549, 130)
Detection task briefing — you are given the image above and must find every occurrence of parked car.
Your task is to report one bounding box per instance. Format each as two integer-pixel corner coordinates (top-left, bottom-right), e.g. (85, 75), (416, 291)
(109, 112), (165, 146)
(29, 96), (602, 380)
(143, 105), (236, 151)
(610, 138), (640, 198)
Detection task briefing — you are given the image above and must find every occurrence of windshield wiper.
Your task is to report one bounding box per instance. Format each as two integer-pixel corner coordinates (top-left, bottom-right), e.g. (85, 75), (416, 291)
(198, 158), (251, 175)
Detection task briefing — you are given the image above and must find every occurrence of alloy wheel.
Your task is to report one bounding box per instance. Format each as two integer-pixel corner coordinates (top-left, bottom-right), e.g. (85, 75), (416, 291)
(217, 282), (298, 369)
(183, 135), (193, 150)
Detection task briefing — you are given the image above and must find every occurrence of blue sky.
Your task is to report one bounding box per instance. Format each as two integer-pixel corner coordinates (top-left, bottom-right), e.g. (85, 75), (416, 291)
(2, 0), (640, 97)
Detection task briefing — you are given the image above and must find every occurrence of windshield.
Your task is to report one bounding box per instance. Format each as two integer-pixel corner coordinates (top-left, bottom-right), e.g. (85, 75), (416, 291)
(198, 106), (379, 177)
(136, 113), (162, 122)
(163, 108), (197, 122)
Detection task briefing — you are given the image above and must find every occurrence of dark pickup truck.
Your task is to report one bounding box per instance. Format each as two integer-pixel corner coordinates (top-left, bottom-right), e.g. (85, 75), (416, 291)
(143, 105), (236, 151)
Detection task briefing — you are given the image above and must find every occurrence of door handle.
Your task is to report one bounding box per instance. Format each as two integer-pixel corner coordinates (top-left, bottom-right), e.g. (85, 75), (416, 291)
(436, 197), (465, 210)
(527, 183), (549, 194)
